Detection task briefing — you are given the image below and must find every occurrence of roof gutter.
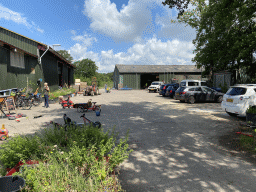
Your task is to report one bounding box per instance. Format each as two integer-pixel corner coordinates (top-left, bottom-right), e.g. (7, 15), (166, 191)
(39, 45), (50, 64)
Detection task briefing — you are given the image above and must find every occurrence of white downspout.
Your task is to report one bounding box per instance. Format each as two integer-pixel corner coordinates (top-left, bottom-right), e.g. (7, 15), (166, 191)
(39, 45), (50, 64)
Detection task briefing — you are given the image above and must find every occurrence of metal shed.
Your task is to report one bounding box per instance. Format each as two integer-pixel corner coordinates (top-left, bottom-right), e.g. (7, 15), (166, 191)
(0, 26), (74, 91)
(113, 64), (204, 89)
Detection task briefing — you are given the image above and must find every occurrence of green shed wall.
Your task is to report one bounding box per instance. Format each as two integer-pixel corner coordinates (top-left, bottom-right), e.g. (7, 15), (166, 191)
(123, 73), (140, 89)
(0, 28), (38, 56)
(0, 46), (43, 91)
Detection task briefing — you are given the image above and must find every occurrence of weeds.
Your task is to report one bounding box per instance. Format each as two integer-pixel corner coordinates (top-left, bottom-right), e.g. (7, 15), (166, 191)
(0, 123), (132, 191)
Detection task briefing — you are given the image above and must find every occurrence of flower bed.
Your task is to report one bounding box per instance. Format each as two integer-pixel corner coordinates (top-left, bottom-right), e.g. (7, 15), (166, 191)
(0, 124), (132, 191)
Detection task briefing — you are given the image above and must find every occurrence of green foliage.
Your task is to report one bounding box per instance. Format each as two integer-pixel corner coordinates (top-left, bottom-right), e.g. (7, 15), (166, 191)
(74, 59), (98, 79)
(56, 50), (73, 63)
(192, 0), (256, 78)
(246, 106), (256, 114)
(219, 82), (228, 94)
(48, 88), (76, 100)
(0, 124), (132, 191)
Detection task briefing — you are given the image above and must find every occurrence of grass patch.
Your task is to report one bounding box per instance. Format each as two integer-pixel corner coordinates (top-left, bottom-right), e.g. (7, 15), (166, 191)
(0, 124), (132, 191)
(240, 134), (255, 152)
(47, 88), (76, 100)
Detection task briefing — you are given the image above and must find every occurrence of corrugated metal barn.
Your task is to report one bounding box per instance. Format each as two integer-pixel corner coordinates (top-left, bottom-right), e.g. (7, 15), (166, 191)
(113, 64), (204, 89)
(0, 26), (74, 92)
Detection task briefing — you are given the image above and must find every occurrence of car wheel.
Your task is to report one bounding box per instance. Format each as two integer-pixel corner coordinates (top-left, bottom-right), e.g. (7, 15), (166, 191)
(226, 112), (238, 117)
(217, 96), (223, 103)
(189, 96), (195, 104)
(77, 106), (84, 113)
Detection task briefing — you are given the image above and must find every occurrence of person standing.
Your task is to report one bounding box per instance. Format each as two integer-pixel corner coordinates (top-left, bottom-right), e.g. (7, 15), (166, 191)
(44, 82), (50, 108)
(105, 84), (107, 93)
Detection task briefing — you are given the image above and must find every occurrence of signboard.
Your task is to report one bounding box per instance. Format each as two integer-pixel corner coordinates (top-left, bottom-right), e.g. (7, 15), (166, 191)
(75, 83), (80, 86)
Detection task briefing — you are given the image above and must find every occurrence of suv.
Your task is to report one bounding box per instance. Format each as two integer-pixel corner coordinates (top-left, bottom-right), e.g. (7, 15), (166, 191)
(221, 84), (256, 116)
(148, 81), (164, 93)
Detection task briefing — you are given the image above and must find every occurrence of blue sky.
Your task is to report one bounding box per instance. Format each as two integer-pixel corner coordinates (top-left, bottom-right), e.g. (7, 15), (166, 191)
(0, 0), (199, 73)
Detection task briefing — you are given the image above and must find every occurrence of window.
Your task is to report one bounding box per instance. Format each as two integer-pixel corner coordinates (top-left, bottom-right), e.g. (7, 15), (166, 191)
(189, 88), (195, 91)
(10, 50), (25, 69)
(195, 87), (202, 91)
(226, 87), (247, 95)
(188, 82), (199, 86)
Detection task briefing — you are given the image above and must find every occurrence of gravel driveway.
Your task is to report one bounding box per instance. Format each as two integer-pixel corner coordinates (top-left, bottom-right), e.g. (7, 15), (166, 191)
(1, 89), (256, 191)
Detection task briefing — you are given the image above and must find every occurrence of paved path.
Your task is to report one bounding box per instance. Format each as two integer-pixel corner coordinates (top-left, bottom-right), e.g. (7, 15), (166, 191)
(1, 89), (256, 192)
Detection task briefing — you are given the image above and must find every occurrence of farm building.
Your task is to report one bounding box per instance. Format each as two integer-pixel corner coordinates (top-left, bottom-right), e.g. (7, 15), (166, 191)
(113, 64), (206, 89)
(0, 26), (74, 92)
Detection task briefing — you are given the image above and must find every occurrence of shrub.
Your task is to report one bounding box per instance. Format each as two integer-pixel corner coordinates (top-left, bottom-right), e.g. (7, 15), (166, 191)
(0, 124), (132, 191)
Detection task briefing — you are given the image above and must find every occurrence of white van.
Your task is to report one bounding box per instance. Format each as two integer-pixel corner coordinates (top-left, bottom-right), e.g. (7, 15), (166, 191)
(180, 80), (207, 87)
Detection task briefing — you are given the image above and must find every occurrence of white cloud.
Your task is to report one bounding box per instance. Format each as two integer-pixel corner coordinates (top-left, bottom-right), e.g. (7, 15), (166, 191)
(83, 0), (163, 43)
(0, 4), (44, 33)
(69, 33), (196, 73)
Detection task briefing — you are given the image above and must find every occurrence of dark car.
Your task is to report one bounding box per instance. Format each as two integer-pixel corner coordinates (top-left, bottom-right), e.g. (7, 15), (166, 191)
(176, 86), (224, 104)
(165, 83), (179, 98)
(159, 84), (173, 97)
(174, 87), (187, 102)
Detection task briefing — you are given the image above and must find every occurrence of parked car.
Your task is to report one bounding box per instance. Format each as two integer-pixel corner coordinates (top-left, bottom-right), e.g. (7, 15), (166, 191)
(175, 86), (224, 104)
(175, 87), (187, 102)
(180, 80), (207, 87)
(165, 83), (179, 98)
(148, 81), (164, 93)
(159, 84), (173, 96)
(221, 84), (256, 117)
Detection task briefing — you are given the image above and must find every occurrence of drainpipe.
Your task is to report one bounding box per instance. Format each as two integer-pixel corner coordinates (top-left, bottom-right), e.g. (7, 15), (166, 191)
(39, 45), (50, 64)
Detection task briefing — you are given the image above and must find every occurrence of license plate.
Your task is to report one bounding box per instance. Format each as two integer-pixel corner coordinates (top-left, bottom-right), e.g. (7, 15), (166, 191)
(151, 89), (154, 91)
(226, 99), (233, 102)
(176, 93), (179, 95)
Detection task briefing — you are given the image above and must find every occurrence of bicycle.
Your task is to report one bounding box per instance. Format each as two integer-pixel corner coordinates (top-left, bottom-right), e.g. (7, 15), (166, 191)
(80, 113), (101, 128)
(75, 99), (101, 113)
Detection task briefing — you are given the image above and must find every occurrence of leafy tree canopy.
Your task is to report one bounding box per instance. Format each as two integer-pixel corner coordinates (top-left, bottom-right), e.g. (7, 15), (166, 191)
(73, 58), (98, 79)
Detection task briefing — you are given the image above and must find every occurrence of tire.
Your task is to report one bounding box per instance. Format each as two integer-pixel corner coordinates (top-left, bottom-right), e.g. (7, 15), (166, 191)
(0, 135), (7, 140)
(77, 106), (84, 113)
(217, 96), (223, 103)
(32, 98), (40, 106)
(21, 101), (27, 110)
(226, 112), (238, 117)
(91, 91), (94, 96)
(188, 96), (195, 104)
(94, 121), (101, 128)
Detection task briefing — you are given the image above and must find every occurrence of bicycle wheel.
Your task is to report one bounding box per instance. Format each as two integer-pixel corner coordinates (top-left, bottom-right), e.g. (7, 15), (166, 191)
(28, 100), (33, 109)
(32, 98), (40, 106)
(77, 106), (84, 113)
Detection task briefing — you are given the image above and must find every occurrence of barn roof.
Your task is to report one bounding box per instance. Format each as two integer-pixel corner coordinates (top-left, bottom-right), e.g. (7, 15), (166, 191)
(115, 64), (203, 73)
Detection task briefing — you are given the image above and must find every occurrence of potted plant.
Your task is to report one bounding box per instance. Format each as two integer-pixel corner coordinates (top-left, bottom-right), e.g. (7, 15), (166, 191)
(246, 105), (256, 125)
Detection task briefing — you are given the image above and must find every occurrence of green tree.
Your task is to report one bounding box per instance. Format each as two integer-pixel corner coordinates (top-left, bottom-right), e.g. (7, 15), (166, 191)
(56, 50), (73, 63)
(73, 59), (98, 80)
(192, 0), (256, 81)
(162, 0), (209, 29)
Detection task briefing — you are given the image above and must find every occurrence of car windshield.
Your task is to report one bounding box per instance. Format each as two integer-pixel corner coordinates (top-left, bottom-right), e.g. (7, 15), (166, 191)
(188, 82), (199, 86)
(152, 82), (160, 85)
(226, 87), (247, 95)
(201, 82), (207, 86)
